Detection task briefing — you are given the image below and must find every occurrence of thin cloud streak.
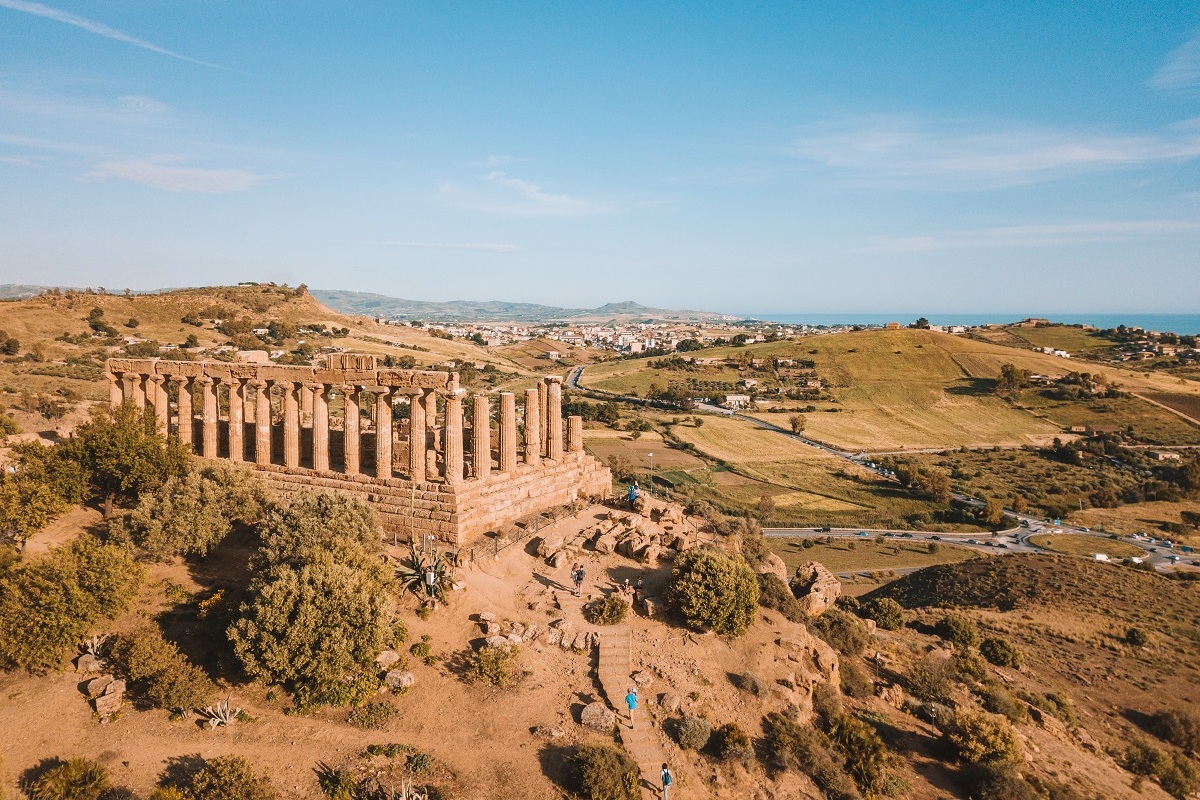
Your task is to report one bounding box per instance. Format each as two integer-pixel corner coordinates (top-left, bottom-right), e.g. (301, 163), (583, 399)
(438, 170), (603, 218)
(1152, 30), (1200, 90)
(381, 240), (520, 253)
(865, 219), (1200, 253)
(0, 0), (232, 70)
(81, 158), (272, 193)
(791, 116), (1200, 189)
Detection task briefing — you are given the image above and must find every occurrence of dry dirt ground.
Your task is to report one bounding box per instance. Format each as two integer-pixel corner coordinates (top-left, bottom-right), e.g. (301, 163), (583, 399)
(0, 504), (1171, 800)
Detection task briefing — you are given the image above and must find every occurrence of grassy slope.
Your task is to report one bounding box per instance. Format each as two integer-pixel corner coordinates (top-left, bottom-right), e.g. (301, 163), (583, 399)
(768, 537), (981, 573)
(0, 287), (543, 401)
(582, 329), (1200, 450)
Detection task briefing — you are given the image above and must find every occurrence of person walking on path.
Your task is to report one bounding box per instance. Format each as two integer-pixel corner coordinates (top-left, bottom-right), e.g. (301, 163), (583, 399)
(572, 564), (585, 597)
(624, 687), (638, 729)
(660, 763), (673, 800)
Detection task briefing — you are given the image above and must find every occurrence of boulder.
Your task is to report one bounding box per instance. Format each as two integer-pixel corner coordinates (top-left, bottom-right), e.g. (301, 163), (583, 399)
(86, 675), (114, 697)
(546, 627), (562, 646)
(580, 701), (617, 733)
(755, 551), (789, 584)
(550, 550), (569, 569)
(510, 622), (526, 639)
(485, 622), (500, 636)
(523, 624), (540, 641)
(790, 561), (842, 617)
(534, 725), (567, 739)
(485, 636), (510, 648)
(659, 693), (682, 713)
(104, 679), (126, 697)
(479, 611), (496, 623)
(594, 533), (618, 555)
(877, 683), (905, 709)
(76, 654), (104, 674)
(642, 596), (663, 617)
(385, 670), (415, 691)
(507, 633), (524, 646)
(632, 671), (654, 688)
(637, 542), (662, 564)
(374, 649), (401, 669)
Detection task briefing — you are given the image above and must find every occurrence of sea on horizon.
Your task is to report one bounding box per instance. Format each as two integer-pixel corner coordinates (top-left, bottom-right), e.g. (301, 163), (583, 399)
(748, 313), (1200, 337)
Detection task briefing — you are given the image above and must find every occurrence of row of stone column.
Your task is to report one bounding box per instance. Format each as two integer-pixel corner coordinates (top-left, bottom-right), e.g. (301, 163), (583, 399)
(108, 372), (582, 484)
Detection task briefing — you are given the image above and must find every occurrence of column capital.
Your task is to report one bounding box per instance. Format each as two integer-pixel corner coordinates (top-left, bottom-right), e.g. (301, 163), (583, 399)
(303, 381), (327, 394)
(147, 374), (164, 385)
(170, 374), (191, 385)
(194, 374), (214, 386)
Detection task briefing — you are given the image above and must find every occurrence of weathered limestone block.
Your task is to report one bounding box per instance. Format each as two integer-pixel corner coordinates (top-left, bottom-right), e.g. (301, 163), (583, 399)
(76, 654), (105, 674)
(375, 650), (401, 669)
(86, 675), (114, 696)
(385, 670), (415, 691)
(536, 532), (564, 558)
(756, 551), (790, 584)
(790, 561), (842, 617)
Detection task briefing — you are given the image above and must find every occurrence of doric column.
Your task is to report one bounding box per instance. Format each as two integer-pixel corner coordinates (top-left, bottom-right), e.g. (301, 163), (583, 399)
(408, 390), (427, 482)
(300, 384), (314, 419)
(149, 375), (168, 435)
(537, 380), (548, 457)
(472, 394), (491, 481)
(547, 377), (563, 460)
(308, 383), (330, 472)
(375, 388), (393, 479)
(197, 376), (219, 458)
(251, 380), (271, 465)
(443, 390), (464, 483)
(131, 373), (147, 409)
(282, 381), (300, 468)
(524, 388), (541, 466)
(174, 376), (193, 447)
(423, 391), (438, 432)
(567, 415), (584, 453)
(342, 385), (360, 475)
(106, 372), (122, 407)
(499, 392), (517, 473)
(227, 378), (245, 462)
(121, 373), (136, 406)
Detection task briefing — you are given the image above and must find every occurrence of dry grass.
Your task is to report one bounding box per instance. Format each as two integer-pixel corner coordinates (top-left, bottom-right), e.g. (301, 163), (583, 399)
(1027, 533), (1144, 558)
(768, 537), (981, 573)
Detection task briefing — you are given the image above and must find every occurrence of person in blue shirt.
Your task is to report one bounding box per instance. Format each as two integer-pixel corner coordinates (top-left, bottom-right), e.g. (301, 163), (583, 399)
(627, 481), (640, 509)
(624, 687), (638, 729)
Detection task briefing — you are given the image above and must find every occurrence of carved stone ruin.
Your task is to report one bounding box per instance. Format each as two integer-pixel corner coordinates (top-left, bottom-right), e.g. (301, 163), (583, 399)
(105, 354), (611, 546)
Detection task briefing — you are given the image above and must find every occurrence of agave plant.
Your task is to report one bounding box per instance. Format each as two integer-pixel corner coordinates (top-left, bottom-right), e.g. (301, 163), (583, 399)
(395, 542), (453, 605)
(371, 779), (428, 800)
(80, 634), (111, 658)
(201, 695), (242, 729)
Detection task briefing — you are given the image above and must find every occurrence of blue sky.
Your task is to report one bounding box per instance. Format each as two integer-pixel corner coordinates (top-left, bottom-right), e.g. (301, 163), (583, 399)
(1, 2), (1199, 314)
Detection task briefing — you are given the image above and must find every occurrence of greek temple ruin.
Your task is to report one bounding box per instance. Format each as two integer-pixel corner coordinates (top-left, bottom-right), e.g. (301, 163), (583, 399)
(104, 354), (612, 545)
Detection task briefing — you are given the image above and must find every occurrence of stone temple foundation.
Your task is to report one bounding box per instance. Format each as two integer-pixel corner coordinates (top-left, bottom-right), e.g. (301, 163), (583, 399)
(105, 354), (612, 546)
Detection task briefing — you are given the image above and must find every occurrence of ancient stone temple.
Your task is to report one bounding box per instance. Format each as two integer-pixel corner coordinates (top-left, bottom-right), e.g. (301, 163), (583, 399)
(104, 354), (612, 545)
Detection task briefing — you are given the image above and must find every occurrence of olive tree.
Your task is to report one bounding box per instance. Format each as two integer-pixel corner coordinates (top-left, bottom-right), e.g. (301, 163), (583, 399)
(667, 547), (759, 636)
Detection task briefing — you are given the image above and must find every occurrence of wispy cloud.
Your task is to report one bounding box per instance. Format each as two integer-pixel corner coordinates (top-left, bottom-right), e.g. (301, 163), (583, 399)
(81, 158), (272, 193)
(380, 240), (520, 253)
(790, 115), (1200, 189)
(439, 171), (602, 217)
(1152, 30), (1200, 91)
(865, 219), (1200, 253)
(0, 0), (231, 70)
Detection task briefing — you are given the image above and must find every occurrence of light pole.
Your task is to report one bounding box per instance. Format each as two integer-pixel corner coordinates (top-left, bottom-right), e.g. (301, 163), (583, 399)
(648, 452), (654, 498)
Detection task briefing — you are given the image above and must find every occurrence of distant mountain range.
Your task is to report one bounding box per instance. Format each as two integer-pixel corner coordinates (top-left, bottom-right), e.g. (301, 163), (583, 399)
(311, 290), (734, 323)
(0, 284), (64, 300)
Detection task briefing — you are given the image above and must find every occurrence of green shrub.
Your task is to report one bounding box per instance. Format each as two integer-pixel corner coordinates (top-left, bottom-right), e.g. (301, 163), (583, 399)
(861, 598), (904, 631)
(0, 536), (142, 673)
(228, 494), (395, 705)
(716, 722), (754, 761)
(978, 683), (1027, 724)
(1151, 709), (1200, 752)
(810, 608), (870, 656)
(571, 745), (638, 800)
(906, 654), (955, 703)
(970, 764), (1042, 800)
(1126, 626), (1150, 647)
(28, 758), (111, 800)
(762, 710), (860, 800)
(1021, 691), (1076, 727)
(936, 613), (980, 649)
(840, 660), (872, 699)
(465, 644), (524, 688)
(0, 414), (19, 438)
(583, 594), (629, 625)
(666, 547), (758, 636)
(1125, 738), (1169, 777)
(980, 637), (1022, 668)
(347, 701), (398, 730)
(109, 462), (271, 560)
(405, 752), (435, 774)
(675, 716), (712, 751)
(944, 708), (1022, 766)
(825, 713), (891, 796)
(110, 628), (214, 713)
(175, 756), (278, 800)
(757, 572), (805, 622)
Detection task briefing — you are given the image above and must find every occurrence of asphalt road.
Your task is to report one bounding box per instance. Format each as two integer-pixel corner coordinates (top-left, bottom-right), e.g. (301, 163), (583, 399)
(572, 365), (1193, 571)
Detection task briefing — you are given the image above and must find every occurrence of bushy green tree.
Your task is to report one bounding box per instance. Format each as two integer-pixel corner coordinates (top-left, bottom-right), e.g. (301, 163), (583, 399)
(110, 462), (271, 560)
(571, 745), (639, 800)
(667, 547), (758, 636)
(980, 637), (1022, 668)
(945, 709), (1023, 766)
(810, 608), (871, 656)
(228, 494), (395, 706)
(862, 597), (904, 631)
(936, 613), (980, 649)
(0, 536), (142, 673)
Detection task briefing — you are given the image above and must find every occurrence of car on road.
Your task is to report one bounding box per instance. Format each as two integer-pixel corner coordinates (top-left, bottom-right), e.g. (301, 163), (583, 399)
(931, 535), (942, 540)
